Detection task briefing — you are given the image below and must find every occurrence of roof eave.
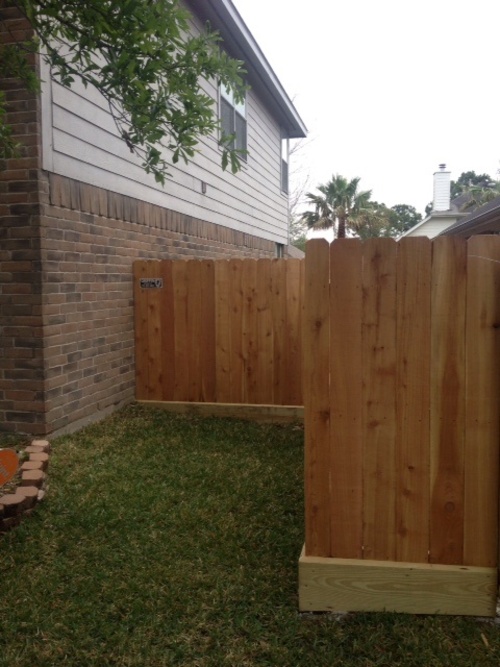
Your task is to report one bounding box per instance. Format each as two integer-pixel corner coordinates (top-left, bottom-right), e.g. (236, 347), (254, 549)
(185, 0), (307, 138)
(442, 202), (500, 237)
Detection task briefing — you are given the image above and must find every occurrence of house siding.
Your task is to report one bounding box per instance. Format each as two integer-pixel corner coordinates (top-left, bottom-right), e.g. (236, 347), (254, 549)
(40, 8), (290, 245)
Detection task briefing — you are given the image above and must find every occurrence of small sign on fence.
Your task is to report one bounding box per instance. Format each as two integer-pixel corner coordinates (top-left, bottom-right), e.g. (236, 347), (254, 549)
(140, 278), (163, 289)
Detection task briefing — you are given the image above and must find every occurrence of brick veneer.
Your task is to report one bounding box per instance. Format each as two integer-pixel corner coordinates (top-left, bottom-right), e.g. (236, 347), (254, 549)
(1, 1), (46, 434)
(1, 1), (287, 435)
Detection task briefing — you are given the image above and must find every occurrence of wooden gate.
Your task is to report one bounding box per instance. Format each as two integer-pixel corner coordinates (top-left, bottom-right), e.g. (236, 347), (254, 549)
(299, 236), (500, 616)
(134, 258), (304, 415)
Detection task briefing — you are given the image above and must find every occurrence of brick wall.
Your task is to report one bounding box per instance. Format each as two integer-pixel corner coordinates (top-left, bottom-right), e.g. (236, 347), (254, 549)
(0, 2), (46, 434)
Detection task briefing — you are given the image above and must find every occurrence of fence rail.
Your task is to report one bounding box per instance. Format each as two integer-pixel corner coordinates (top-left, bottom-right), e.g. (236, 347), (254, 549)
(134, 258), (304, 406)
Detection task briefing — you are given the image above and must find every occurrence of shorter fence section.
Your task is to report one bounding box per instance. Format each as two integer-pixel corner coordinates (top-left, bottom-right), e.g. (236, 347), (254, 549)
(134, 258), (303, 406)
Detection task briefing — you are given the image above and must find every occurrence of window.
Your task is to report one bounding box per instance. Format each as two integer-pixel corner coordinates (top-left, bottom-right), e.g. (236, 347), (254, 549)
(220, 86), (247, 159)
(281, 134), (289, 194)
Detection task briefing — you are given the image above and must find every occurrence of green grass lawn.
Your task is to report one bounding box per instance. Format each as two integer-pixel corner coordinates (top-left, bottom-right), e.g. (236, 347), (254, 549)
(0, 403), (498, 666)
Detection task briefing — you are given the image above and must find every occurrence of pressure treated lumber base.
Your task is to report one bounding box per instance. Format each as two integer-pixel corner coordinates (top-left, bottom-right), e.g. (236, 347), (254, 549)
(299, 547), (497, 617)
(137, 400), (304, 423)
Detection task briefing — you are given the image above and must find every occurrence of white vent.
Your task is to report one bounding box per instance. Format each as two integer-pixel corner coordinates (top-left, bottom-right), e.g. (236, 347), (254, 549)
(433, 164), (451, 212)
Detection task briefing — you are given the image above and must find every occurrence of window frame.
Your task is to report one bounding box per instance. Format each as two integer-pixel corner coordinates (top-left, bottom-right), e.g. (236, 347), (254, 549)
(280, 132), (289, 195)
(219, 85), (247, 161)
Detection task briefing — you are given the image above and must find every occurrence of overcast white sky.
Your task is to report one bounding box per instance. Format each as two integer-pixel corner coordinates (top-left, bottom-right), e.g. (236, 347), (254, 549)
(233, 0), (500, 215)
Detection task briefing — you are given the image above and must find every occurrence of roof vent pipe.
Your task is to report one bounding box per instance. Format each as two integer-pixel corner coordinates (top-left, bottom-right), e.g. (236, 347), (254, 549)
(433, 164), (451, 212)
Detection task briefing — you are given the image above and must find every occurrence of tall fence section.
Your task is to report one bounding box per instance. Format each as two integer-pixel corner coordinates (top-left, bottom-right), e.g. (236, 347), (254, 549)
(299, 236), (500, 616)
(134, 258), (303, 413)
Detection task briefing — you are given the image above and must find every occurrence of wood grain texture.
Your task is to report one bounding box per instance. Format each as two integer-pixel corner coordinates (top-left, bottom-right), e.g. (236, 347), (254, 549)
(214, 261), (232, 403)
(298, 548), (497, 616)
(362, 239), (398, 561)
(228, 259), (244, 403)
(304, 240), (331, 557)
(329, 239), (363, 559)
(271, 259), (287, 405)
(395, 238), (432, 564)
(463, 236), (500, 567)
(255, 259), (274, 405)
(186, 261), (203, 401)
(159, 261), (175, 400)
(430, 237), (467, 565)
(172, 261), (190, 401)
(285, 258), (303, 406)
(136, 258), (303, 406)
(200, 260), (216, 403)
(241, 261), (258, 403)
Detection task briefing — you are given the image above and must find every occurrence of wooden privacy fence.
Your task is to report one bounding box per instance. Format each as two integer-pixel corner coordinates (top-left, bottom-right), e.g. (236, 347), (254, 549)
(134, 258), (303, 408)
(300, 236), (500, 616)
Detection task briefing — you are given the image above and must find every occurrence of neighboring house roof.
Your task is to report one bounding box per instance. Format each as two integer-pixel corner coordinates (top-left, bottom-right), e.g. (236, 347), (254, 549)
(401, 191), (475, 239)
(287, 244), (305, 259)
(441, 195), (500, 237)
(186, 0), (307, 139)
(449, 192), (473, 212)
(400, 207), (469, 239)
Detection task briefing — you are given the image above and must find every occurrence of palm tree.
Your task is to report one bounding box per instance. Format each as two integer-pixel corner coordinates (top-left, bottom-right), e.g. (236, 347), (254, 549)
(301, 175), (373, 238)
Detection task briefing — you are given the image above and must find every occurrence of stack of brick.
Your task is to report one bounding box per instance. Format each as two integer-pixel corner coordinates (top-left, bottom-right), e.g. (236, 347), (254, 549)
(0, 439), (50, 532)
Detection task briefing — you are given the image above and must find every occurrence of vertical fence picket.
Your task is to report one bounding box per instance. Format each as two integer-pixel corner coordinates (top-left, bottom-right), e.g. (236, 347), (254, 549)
(430, 237), (467, 565)
(186, 261), (203, 401)
(215, 261), (231, 403)
(172, 261), (190, 401)
(362, 239), (398, 561)
(271, 259), (287, 405)
(395, 238), (432, 564)
(285, 258), (303, 406)
(228, 259), (244, 402)
(329, 239), (363, 559)
(304, 239), (331, 557)
(159, 260), (175, 401)
(255, 259), (274, 405)
(241, 261), (258, 404)
(463, 236), (500, 567)
(200, 260), (216, 403)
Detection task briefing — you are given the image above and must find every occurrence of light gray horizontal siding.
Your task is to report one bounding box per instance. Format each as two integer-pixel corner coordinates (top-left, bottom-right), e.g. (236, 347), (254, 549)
(40, 13), (289, 245)
(405, 217), (458, 239)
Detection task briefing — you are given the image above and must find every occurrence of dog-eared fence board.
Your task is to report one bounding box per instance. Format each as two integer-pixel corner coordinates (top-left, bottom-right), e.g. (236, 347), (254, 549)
(464, 235), (500, 567)
(429, 237), (467, 565)
(133, 258), (303, 407)
(303, 240), (331, 558)
(395, 238), (432, 564)
(329, 239), (363, 560)
(301, 236), (500, 616)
